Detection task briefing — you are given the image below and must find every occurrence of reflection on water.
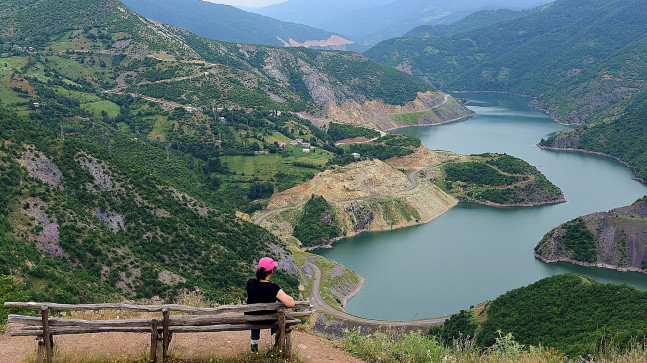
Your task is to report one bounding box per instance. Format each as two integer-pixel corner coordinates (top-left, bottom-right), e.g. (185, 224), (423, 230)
(314, 93), (647, 321)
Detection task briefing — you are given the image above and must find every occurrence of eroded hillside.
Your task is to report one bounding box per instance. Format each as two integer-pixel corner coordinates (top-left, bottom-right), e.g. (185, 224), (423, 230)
(259, 150), (460, 246)
(535, 197), (647, 273)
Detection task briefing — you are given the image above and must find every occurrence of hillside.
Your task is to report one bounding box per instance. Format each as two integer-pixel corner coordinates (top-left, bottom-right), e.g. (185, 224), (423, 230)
(539, 86), (647, 181)
(260, 157), (459, 248)
(403, 8), (530, 39)
(120, 0), (356, 49)
(0, 107), (301, 306)
(534, 197), (647, 273)
(430, 274), (647, 357)
(0, 0), (458, 209)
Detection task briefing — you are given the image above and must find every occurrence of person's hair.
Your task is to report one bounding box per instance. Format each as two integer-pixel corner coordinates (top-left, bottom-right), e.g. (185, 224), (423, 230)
(256, 267), (273, 280)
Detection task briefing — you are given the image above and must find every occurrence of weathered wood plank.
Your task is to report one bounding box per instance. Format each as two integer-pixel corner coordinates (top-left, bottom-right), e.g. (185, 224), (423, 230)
(8, 310), (313, 329)
(4, 301), (312, 314)
(10, 320), (302, 336)
(9, 315), (156, 327)
(277, 309), (286, 354)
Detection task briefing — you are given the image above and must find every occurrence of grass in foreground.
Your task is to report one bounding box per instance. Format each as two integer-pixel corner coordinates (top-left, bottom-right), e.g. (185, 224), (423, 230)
(45, 347), (300, 363)
(339, 329), (647, 362)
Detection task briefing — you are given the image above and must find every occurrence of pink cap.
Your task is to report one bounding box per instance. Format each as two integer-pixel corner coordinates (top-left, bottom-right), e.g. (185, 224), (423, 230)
(258, 257), (278, 271)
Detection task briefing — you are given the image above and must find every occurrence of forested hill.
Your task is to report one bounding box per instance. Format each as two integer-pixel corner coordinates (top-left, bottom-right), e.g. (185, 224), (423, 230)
(539, 87), (647, 181)
(431, 274), (647, 357)
(119, 0), (354, 49)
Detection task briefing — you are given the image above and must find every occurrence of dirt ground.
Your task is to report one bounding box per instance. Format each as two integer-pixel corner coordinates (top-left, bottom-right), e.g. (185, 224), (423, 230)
(0, 323), (364, 363)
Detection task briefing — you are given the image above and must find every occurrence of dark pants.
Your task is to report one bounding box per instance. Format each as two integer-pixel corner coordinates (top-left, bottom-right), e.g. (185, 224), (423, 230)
(250, 327), (277, 341)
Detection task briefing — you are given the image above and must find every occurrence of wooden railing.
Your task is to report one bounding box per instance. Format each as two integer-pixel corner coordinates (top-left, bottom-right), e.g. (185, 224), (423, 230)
(5, 301), (314, 363)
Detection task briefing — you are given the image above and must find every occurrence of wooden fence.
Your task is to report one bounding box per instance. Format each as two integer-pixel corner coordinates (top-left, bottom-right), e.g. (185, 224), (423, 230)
(5, 301), (314, 363)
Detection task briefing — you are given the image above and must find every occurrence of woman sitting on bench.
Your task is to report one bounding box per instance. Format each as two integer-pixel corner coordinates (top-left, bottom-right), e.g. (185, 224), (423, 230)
(246, 257), (295, 352)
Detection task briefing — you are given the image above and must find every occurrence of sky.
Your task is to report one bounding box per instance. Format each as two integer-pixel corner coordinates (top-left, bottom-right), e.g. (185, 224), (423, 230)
(204, 0), (286, 8)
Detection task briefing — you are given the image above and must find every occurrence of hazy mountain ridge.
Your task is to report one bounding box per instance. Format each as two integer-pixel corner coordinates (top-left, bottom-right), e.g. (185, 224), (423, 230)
(253, 0), (546, 45)
(404, 8), (530, 39)
(120, 0), (356, 49)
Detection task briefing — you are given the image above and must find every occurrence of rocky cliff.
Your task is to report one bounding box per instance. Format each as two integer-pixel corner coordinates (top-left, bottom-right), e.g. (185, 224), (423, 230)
(535, 198), (647, 273)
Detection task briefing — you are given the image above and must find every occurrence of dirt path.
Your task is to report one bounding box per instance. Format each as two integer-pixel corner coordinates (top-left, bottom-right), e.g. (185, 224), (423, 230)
(0, 323), (363, 362)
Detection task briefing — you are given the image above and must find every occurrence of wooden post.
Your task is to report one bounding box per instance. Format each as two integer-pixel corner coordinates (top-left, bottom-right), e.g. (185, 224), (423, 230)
(41, 306), (53, 363)
(162, 309), (170, 360)
(150, 320), (158, 362)
(156, 332), (164, 363)
(286, 327), (293, 360)
(277, 308), (286, 357)
(36, 336), (45, 363)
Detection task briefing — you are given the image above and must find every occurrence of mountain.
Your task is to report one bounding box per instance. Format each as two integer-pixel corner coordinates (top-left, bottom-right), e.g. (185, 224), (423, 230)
(119, 0), (356, 49)
(254, 0), (548, 45)
(535, 197), (647, 272)
(367, 0), (647, 94)
(366, 0), (647, 181)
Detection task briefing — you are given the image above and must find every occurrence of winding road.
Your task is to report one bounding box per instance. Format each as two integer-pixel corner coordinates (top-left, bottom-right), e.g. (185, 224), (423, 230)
(253, 168), (450, 327)
(306, 261), (449, 327)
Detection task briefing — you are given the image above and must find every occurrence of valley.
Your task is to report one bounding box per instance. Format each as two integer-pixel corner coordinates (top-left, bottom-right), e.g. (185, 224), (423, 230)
(3, 0), (647, 360)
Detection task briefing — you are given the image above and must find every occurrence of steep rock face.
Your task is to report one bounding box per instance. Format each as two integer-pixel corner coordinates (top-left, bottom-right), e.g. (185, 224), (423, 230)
(535, 199), (647, 272)
(324, 92), (474, 131)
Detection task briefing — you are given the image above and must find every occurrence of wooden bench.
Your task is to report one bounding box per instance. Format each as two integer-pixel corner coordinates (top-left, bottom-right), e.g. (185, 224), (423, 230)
(5, 301), (314, 363)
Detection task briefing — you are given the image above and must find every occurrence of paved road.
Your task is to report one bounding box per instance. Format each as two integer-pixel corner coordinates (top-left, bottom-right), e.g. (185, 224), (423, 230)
(306, 261), (449, 327)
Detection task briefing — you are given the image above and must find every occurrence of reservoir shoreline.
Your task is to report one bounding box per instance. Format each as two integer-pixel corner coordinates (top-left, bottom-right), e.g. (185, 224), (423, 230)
(538, 145), (647, 185)
(315, 92), (647, 321)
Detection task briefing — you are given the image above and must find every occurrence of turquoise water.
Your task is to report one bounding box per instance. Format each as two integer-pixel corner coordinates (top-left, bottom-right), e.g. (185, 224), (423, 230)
(314, 93), (647, 321)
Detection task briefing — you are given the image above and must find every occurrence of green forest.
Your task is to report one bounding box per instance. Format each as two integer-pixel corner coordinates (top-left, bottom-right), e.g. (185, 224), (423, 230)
(437, 153), (563, 205)
(429, 274), (647, 358)
(292, 195), (341, 248)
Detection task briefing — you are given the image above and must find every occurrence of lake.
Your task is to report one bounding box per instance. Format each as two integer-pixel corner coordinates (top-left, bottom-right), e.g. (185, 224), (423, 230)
(314, 92), (647, 321)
